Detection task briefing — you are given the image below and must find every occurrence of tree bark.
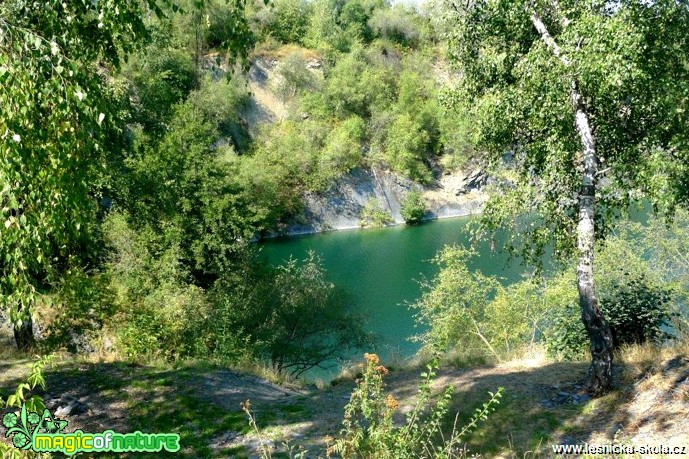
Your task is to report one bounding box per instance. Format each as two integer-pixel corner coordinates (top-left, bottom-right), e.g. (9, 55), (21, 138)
(530, 10), (614, 394)
(14, 312), (35, 352)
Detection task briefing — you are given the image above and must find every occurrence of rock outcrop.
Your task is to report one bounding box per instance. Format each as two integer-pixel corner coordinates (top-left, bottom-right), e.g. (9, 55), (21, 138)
(273, 166), (489, 237)
(205, 50), (490, 237)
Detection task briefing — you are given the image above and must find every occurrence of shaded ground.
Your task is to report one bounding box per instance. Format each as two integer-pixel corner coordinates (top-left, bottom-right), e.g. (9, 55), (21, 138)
(1, 344), (687, 458)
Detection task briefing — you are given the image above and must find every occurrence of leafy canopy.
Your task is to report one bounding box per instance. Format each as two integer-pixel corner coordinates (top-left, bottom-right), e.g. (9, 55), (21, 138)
(443, 0), (689, 264)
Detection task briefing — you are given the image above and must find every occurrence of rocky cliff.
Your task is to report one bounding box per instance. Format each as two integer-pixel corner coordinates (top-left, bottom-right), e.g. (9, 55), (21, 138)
(204, 50), (489, 237)
(277, 166), (488, 236)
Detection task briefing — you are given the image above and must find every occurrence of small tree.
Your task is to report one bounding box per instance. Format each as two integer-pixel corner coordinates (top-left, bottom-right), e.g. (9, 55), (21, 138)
(253, 252), (373, 377)
(401, 190), (427, 225)
(445, 0), (689, 393)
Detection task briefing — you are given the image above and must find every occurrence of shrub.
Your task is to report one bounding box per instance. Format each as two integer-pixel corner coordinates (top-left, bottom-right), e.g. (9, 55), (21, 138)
(204, 0), (254, 50)
(411, 246), (501, 355)
(544, 274), (673, 359)
(368, 6), (422, 47)
(41, 269), (116, 354)
(400, 190), (426, 225)
(542, 236), (675, 359)
(384, 114), (432, 183)
(360, 198), (394, 227)
(330, 354), (503, 458)
(269, 0), (312, 44)
(211, 252), (373, 377)
(543, 302), (590, 360)
(315, 116), (366, 188)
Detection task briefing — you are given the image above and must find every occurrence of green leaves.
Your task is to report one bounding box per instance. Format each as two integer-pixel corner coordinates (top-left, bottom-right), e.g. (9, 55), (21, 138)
(444, 0), (689, 266)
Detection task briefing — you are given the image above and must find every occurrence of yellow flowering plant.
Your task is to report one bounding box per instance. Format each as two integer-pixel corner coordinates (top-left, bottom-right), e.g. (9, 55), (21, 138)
(330, 354), (503, 458)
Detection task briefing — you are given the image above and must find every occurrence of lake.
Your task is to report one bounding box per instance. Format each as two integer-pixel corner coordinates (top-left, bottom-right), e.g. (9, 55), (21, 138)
(260, 216), (537, 380)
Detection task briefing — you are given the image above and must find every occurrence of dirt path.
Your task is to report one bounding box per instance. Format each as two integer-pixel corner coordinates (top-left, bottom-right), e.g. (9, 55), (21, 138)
(1, 349), (687, 458)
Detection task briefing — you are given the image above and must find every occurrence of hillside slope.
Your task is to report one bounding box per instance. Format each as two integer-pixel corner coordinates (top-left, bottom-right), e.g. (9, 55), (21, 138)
(205, 49), (490, 236)
(2, 342), (687, 458)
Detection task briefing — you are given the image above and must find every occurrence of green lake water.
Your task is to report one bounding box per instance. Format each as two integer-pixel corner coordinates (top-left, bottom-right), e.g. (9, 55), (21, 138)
(259, 216), (535, 379)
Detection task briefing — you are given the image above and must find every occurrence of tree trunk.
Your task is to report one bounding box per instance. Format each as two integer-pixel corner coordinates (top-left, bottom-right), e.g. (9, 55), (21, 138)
(530, 10), (614, 394)
(14, 314), (35, 352)
(571, 83), (614, 395)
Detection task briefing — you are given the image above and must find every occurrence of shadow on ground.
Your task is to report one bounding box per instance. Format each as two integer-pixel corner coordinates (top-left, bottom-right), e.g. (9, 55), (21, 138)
(1, 351), (687, 458)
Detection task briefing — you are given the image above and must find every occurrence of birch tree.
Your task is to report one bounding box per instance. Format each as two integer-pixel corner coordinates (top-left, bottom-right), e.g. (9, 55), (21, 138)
(443, 0), (689, 393)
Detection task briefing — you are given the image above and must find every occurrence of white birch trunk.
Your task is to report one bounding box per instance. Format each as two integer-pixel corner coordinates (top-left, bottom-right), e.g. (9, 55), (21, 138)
(530, 11), (614, 393)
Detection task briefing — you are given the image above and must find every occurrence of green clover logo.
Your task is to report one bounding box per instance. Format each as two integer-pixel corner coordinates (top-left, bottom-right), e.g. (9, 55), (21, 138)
(2, 412), (18, 429)
(26, 412), (40, 425)
(12, 432), (29, 448)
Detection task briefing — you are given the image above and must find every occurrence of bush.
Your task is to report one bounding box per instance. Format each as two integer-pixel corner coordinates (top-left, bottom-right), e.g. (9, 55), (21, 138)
(543, 302), (590, 360)
(360, 198), (394, 227)
(330, 354), (503, 458)
(544, 274), (673, 359)
(269, 0), (312, 44)
(211, 252), (373, 376)
(542, 235), (675, 359)
(411, 246), (501, 355)
(400, 190), (426, 224)
(124, 47), (196, 134)
(41, 269), (116, 354)
(384, 114), (432, 183)
(368, 6), (423, 47)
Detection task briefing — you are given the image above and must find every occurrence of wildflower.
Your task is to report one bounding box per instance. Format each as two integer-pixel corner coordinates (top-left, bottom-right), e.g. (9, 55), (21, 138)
(375, 365), (389, 375)
(364, 353), (380, 365)
(384, 394), (399, 410)
(12, 134), (20, 142)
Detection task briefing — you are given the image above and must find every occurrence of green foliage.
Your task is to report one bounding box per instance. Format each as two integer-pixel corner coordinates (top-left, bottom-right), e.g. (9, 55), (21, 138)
(203, 0), (255, 51)
(41, 268), (116, 353)
(104, 217), (372, 374)
(240, 120), (325, 224)
(444, 0), (689, 265)
(415, 228), (682, 362)
(331, 354), (503, 458)
(325, 47), (397, 119)
(400, 190), (426, 225)
(124, 46), (197, 134)
(542, 302), (590, 361)
(0, 0), (137, 329)
(1, 356), (53, 412)
(318, 116), (366, 185)
(0, 0), (253, 348)
(603, 274), (673, 347)
(367, 5), (423, 47)
(241, 252), (373, 376)
(384, 114), (432, 183)
(480, 275), (569, 358)
(103, 212), (214, 360)
(119, 85), (259, 280)
(255, 0), (313, 44)
(411, 246), (501, 355)
(543, 232), (677, 359)
(0, 357), (54, 459)
(360, 198), (394, 227)
(274, 52), (319, 102)
(543, 274), (673, 360)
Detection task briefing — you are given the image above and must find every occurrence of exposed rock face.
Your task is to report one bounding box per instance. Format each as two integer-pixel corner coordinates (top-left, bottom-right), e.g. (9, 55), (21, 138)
(203, 50), (490, 237)
(273, 167), (489, 237)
